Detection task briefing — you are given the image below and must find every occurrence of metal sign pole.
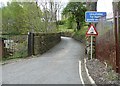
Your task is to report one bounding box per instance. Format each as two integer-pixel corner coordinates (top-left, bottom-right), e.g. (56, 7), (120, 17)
(91, 36), (93, 59)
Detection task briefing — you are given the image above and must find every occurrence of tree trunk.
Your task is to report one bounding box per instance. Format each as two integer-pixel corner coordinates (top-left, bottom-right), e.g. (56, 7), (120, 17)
(77, 21), (81, 30)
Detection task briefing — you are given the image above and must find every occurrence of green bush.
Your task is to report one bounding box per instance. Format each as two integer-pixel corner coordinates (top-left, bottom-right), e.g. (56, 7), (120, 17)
(73, 25), (88, 43)
(57, 20), (65, 25)
(13, 49), (28, 58)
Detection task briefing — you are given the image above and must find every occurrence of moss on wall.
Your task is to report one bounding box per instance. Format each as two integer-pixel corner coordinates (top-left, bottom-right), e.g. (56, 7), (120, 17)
(33, 33), (61, 55)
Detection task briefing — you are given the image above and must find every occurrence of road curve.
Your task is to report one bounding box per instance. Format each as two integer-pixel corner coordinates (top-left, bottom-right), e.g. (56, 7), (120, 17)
(2, 37), (85, 84)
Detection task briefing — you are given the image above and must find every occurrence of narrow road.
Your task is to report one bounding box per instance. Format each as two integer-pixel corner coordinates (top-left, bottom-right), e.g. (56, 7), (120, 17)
(2, 37), (85, 84)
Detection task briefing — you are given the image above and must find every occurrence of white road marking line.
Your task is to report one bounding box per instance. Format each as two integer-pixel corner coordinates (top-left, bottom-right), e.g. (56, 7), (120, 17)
(0, 64), (2, 86)
(79, 60), (85, 86)
(84, 59), (96, 85)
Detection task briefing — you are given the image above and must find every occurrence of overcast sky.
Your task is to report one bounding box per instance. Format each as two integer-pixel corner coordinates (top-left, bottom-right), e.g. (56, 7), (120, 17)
(97, 0), (113, 18)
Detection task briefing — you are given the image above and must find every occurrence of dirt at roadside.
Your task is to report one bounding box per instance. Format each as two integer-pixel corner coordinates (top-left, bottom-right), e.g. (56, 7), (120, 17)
(86, 58), (120, 85)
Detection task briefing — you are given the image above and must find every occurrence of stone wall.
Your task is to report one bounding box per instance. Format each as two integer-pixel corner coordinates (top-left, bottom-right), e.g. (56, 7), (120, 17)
(33, 33), (61, 55)
(61, 32), (73, 37)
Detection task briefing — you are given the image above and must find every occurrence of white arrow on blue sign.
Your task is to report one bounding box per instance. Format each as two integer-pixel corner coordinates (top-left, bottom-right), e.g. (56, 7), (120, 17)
(85, 11), (107, 23)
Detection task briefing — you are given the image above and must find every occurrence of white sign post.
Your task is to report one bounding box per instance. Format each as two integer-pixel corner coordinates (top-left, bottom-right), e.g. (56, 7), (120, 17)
(90, 36), (93, 59)
(86, 24), (98, 59)
(85, 11), (106, 59)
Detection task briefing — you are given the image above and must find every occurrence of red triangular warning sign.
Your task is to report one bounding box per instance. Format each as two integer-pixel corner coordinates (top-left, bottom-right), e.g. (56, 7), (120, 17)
(86, 24), (98, 36)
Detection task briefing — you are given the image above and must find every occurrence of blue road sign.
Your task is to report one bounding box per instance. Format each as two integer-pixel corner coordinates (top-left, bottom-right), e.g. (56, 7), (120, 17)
(85, 11), (107, 22)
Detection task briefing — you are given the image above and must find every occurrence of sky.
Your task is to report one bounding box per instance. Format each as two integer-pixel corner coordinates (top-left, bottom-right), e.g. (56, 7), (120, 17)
(97, 0), (113, 18)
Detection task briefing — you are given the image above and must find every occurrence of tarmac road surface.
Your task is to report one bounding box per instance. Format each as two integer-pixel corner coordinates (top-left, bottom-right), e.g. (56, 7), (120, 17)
(2, 37), (85, 84)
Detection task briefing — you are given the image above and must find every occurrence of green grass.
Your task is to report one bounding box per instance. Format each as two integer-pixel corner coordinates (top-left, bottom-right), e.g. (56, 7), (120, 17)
(73, 25), (88, 42)
(58, 25), (74, 33)
(2, 41), (28, 61)
(2, 50), (28, 61)
(58, 22), (88, 41)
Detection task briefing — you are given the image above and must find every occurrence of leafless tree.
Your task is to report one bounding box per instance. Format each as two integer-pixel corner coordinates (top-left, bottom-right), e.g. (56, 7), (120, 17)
(36, 0), (63, 32)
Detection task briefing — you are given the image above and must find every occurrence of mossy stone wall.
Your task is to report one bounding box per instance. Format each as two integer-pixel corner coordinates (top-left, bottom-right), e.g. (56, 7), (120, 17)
(33, 33), (61, 55)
